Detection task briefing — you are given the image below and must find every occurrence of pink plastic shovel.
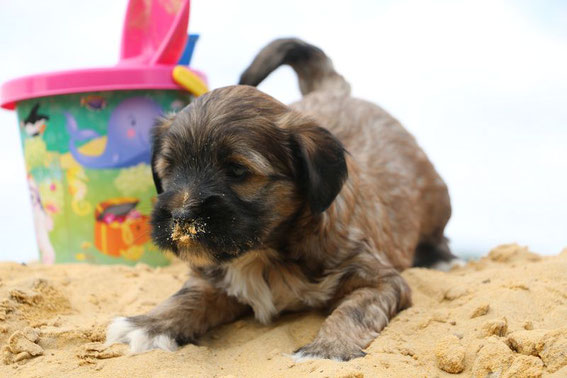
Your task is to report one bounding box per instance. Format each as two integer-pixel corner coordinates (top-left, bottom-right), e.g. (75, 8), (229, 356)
(120, 0), (190, 66)
(119, 0), (207, 96)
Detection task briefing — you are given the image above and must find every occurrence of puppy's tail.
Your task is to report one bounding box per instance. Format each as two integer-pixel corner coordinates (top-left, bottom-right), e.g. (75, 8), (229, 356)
(239, 38), (350, 96)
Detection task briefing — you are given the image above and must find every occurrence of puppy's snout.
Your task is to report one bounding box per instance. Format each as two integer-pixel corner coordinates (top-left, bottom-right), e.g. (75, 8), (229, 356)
(171, 208), (193, 223)
(171, 189), (223, 221)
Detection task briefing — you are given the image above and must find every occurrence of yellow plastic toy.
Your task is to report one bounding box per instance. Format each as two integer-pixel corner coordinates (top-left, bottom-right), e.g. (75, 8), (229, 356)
(172, 66), (209, 97)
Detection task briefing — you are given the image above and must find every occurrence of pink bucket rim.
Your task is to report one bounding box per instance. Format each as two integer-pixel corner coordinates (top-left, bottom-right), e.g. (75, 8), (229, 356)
(1, 65), (206, 110)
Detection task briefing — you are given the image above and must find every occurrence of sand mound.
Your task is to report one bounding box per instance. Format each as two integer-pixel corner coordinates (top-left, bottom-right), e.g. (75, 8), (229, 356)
(1, 244), (566, 377)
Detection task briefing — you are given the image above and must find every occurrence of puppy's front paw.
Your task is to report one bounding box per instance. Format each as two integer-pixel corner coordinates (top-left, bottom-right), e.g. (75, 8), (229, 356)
(106, 316), (178, 354)
(293, 341), (366, 362)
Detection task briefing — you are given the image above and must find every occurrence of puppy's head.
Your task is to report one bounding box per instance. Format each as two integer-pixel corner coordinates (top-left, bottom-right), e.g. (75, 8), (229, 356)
(150, 85), (347, 266)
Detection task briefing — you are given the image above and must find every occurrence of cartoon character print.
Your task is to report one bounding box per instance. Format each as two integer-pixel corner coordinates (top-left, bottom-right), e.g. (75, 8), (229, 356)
(28, 175), (56, 264)
(21, 103), (49, 137)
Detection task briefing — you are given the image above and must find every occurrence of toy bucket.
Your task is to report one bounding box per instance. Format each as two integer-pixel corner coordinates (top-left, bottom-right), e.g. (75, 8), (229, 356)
(0, 0), (208, 266)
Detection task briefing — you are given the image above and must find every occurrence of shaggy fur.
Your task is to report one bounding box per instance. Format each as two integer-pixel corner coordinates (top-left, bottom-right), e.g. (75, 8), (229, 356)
(106, 38), (454, 361)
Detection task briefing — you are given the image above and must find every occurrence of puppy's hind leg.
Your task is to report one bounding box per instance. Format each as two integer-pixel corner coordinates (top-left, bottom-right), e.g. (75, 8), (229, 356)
(294, 269), (411, 361)
(106, 277), (249, 354)
(412, 237), (464, 271)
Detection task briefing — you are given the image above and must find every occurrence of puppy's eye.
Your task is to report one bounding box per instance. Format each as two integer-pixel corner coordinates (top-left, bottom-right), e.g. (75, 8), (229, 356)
(227, 164), (249, 180)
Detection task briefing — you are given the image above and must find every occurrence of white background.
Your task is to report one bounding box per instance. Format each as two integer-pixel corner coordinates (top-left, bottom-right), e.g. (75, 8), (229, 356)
(0, 0), (566, 262)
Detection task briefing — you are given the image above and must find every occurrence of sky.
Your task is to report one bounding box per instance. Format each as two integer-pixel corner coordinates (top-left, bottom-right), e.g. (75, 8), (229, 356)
(0, 0), (566, 262)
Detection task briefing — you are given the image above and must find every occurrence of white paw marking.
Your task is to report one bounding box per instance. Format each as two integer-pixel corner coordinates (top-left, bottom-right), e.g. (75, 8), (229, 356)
(431, 259), (466, 272)
(105, 317), (178, 354)
(290, 351), (343, 363)
(291, 350), (319, 363)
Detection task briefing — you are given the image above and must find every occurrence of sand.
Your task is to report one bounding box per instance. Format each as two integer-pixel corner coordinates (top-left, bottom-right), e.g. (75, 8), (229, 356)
(1, 243), (566, 377)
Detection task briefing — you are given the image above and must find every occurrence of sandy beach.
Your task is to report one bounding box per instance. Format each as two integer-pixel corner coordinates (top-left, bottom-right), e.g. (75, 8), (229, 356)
(1, 243), (566, 377)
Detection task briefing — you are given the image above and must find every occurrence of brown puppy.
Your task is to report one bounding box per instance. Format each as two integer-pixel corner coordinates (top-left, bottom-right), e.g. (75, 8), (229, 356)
(106, 38), (454, 361)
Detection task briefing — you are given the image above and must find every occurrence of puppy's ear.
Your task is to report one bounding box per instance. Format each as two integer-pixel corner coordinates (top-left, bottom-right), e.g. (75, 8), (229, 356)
(288, 118), (348, 214)
(151, 114), (175, 194)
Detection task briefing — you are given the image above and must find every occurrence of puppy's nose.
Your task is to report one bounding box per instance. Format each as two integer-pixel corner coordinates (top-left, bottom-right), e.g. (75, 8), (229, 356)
(171, 208), (193, 222)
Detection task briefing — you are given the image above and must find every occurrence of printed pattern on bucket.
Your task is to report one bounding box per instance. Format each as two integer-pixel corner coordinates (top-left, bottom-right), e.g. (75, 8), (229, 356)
(17, 90), (192, 266)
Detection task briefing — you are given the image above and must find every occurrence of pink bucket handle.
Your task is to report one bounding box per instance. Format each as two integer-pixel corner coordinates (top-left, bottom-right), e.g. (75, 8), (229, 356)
(119, 0), (190, 66)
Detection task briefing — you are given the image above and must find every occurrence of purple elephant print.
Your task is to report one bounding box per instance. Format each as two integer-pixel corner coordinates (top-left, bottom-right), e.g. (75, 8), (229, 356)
(64, 97), (162, 169)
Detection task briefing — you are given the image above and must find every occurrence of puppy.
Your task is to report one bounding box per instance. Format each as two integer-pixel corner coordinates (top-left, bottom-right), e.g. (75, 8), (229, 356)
(106, 38), (454, 361)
